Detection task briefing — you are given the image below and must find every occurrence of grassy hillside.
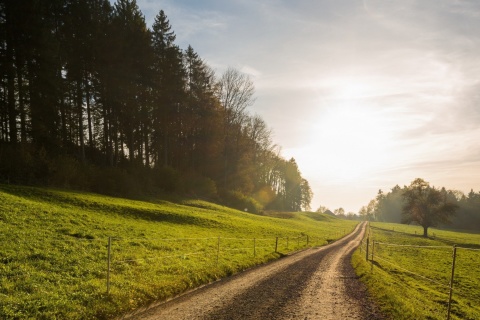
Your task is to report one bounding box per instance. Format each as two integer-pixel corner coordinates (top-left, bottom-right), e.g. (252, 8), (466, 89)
(353, 222), (480, 320)
(0, 184), (357, 319)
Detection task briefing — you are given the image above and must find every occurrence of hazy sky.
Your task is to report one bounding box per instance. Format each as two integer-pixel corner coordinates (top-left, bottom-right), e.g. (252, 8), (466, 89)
(131, 0), (480, 213)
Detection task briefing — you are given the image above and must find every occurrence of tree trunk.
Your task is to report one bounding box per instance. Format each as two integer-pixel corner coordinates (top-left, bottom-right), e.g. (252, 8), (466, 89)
(423, 226), (429, 237)
(16, 61), (27, 143)
(85, 77), (93, 150)
(1, 82), (6, 140)
(60, 99), (67, 147)
(144, 123), (149, 167)
(163, 131), (168, 166)
(113, 109), (119, 166)
(77, 80), (85, 163)
(6, 12), (17, 144)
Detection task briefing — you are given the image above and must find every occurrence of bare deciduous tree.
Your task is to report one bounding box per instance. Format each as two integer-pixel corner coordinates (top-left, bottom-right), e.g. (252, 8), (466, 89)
(216, 67), (255, 126)
(216, 67), (256, 188)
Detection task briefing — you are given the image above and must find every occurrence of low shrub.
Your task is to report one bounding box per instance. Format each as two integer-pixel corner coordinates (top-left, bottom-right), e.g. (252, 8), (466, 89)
(177, 172), (218, 199)
(223, 190), (263, 214)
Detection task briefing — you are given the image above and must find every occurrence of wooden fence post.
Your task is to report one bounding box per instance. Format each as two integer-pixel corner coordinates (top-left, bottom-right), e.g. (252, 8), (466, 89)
(275, 237), (278, 253)
(366, 237), (369, 261)
(372, 240), (375, 263)
(107, 237), (111, 294)
(447, 245), (457, 320)
(216, 237), (220, 265)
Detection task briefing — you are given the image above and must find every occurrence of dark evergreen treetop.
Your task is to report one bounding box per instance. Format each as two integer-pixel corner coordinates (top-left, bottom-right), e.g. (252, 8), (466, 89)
(0, 0), (312, 212)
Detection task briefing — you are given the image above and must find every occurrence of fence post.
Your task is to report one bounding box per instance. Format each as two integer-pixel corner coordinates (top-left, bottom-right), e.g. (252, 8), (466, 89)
(216, 237), (220, 265)
(447, 245), (457, 320)
(107, 237), (111, 294)
(366, 237), (369, 261)
(372, 240), (375, 263)
(275, 237), (278, 253)
(253, 238), (256, 257)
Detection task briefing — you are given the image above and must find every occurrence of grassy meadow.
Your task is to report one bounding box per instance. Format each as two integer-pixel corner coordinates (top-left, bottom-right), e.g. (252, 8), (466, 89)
(352, 222), (480, 320)
(0, 184), (357, 319)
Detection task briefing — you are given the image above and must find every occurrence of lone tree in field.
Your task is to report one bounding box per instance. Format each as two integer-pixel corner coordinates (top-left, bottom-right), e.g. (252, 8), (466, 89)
(402, 178), (458, 237)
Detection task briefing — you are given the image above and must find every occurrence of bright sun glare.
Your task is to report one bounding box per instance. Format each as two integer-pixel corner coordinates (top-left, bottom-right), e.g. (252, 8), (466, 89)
(303, 83), (394, 184)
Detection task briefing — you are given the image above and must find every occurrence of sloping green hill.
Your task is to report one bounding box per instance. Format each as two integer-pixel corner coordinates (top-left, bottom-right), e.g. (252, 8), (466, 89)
(0, 184), (357, 319)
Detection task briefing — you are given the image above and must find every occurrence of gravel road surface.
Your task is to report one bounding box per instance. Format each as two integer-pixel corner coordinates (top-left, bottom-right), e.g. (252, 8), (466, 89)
(123, 221), (384, 320)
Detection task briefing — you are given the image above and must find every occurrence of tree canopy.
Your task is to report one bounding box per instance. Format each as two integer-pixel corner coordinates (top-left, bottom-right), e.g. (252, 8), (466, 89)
(402, 178), (458, 237)
(0, 0), (312, 212)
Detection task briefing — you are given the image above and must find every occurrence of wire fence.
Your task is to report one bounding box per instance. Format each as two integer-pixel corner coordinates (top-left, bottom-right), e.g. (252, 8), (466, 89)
(1, 226), (353, 300)
(360, 226), (480, 320)
(106, 233), (316, 293)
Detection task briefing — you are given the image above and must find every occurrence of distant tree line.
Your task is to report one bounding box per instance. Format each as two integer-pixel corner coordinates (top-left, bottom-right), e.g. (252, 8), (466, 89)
(360, 178), (480, 233)
(316, 206), (360, 220)
(0, 0), (312, 212)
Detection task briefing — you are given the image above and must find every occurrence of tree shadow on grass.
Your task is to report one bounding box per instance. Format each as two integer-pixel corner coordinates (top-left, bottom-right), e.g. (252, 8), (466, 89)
(113, 206), (222, 227)
(370, 226), (439, 241)
(0, 184), (221, 227)
(371, 226), (480, 249)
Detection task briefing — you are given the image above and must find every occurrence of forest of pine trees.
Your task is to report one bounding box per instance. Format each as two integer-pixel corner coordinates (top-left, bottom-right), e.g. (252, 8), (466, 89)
(0, 0), (313, 212)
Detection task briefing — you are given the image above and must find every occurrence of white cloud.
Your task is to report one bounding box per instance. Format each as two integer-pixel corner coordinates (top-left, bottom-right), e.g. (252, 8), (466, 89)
(240, 65), (262, 77)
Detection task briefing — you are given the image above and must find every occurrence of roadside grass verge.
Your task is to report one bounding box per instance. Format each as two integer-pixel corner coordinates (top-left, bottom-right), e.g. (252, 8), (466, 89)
(0, 184), (357, 319)
(352, 222), (480, 320)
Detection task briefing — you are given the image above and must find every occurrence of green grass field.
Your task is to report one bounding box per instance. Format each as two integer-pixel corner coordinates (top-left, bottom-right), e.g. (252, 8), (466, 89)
(0, 184), (357, 319)
(352, 222), (480, 320)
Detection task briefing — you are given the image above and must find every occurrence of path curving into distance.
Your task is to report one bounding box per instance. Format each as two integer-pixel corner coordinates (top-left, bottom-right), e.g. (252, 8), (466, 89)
(123, 221), (384, 320)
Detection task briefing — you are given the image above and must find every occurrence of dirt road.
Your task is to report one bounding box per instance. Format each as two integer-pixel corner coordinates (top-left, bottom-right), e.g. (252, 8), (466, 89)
(124, 222), (384, 320)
